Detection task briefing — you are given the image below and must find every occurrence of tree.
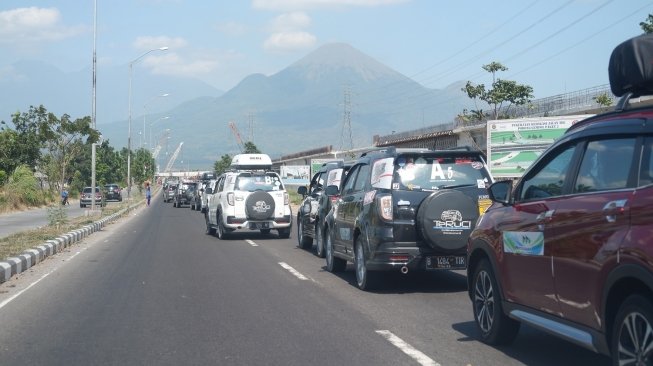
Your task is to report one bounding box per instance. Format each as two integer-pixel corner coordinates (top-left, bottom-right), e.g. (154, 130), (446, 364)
(462, 62), (534, 120)
(42, 113), (99, 192)
(243, 141), (261, 154)
(593, 93), (613, 112)
(214, 154), (232, 175)
(641, 13), (653, 34)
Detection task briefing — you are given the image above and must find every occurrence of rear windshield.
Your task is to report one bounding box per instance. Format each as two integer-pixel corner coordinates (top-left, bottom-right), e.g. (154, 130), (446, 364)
(83, 187), (100, 193)
(371, 155), (490, 191)
(235, 173), (284, 192)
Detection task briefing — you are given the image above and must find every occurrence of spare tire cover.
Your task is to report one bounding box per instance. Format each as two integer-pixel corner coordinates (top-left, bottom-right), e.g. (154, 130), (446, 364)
(245, 191), (276, 220)
(417, 190), (479, 251)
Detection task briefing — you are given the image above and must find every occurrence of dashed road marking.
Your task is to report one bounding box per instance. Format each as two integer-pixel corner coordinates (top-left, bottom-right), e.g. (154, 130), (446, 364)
(376, 330), (440, 366)
(278, 262), (308, 280)
(245, 240), (259, 247)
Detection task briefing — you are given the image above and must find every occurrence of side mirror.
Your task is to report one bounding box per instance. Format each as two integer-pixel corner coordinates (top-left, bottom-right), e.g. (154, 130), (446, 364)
(297, 186), (308, 196)
(488, 180), (513, 205)
(325, 185), (339, 196)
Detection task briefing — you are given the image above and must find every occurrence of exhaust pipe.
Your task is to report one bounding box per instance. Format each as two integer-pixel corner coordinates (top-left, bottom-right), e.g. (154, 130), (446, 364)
(400, 266), (409, 274)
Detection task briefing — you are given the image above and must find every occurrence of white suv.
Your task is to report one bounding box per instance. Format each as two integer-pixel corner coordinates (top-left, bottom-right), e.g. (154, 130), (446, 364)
(205, 154), (292, 239)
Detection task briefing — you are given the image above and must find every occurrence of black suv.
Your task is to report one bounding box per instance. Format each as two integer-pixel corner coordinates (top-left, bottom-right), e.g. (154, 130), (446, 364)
(297, 161), (351, 257)
(173, 181), (197, 208)
(324, 147), (492, 290)
(104, 184), (122, 202)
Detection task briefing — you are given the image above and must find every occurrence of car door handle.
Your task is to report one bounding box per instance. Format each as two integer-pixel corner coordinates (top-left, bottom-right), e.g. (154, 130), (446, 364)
(536, 210), (555, 231)
(603, 199), (627, 223)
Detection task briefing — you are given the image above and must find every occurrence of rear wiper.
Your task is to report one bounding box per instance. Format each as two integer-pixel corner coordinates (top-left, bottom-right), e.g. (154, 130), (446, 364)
(439, 184), (477, 189)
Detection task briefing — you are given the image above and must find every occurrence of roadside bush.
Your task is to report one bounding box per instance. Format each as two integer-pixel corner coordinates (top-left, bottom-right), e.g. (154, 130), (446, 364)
(4, 165), (48, 208)
(0, 170), (7, 186)
(47, 204), (68, 229)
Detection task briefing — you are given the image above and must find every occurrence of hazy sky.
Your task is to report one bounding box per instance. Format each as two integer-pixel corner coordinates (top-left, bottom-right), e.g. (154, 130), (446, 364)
(0, 0), (651, 98)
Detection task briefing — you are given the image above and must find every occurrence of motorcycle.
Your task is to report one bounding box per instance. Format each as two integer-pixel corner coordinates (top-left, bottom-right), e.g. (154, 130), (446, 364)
(61, 196), (69, 205)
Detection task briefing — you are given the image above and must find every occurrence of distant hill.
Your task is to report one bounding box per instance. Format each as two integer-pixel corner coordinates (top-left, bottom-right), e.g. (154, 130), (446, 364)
(98, 43), (476, 169)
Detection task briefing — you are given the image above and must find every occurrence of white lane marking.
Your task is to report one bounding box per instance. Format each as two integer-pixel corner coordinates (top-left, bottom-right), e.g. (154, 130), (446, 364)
(375, 330), (440, 366)
(278, 262), (308, 280)
(0, 249), (86, 311)
(245, 239), (259, 247)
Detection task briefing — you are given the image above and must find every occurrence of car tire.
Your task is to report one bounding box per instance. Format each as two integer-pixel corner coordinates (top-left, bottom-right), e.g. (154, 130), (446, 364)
(297, 219), (312, 249)
(326, 228), (346, 273)
(278, 228), (291, 239)
(612, 294), (653, 366)
(205, 213), (216, 235)
(355, 238), (377, 291)
(80, 203), (84, 208)
(315, 224), (326, 258)
(472, 259), (520, 345)
(217, 213), (229, 240)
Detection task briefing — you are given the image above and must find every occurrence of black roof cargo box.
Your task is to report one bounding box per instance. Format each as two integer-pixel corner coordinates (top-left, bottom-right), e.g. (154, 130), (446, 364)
(608, 34), (653, 97)
(609, 34), (653, 97)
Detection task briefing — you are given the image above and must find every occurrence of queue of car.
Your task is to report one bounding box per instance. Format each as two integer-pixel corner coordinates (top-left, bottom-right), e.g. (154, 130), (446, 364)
(156, 34), (653, 365)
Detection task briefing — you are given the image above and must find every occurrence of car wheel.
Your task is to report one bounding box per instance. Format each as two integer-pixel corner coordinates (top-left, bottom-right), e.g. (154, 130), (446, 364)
(472, 259), (520, 345)
(205, 213), (216, 235)
(80, 203), (84, 208)
(315, 225), (326, 258)
(612, 294), (653, 366)
(297, 219), (312, 249)
(355, 238), (377, 291)
(278, 228), (291, 239)
(325, 228), (345, 273)
(217, 213), (229, 240)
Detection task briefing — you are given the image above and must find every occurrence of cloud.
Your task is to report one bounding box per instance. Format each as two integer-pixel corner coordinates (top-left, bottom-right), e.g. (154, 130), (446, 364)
(133, 36), (188, 50)
(142, 52), (220, 79)
(252, 0), (409, 11)
(264, 31), (316, 51)
(0, 7), (85, 44)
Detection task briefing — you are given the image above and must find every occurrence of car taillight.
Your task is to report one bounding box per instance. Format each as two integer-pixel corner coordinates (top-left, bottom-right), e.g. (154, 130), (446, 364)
(377, 195), (393, 221)
(284, 192), (289, 205)
(227, 192), (234, 206)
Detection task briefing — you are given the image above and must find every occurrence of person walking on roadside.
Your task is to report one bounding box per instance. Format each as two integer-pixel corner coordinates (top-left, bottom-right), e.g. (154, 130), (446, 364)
(145, 183), (151, 206)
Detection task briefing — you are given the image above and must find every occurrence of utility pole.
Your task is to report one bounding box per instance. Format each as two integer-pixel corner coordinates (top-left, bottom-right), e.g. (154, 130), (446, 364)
(339, 85), (353, 153)
(247, 110), (255, 143)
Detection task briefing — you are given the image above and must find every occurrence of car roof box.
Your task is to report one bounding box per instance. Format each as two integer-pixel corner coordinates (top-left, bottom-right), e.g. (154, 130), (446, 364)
(609, 34), (653, 97)
(230, 153), (272, 170)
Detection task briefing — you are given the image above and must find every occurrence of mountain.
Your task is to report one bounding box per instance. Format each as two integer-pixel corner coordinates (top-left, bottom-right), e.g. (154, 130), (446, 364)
(4, 43), (476, 170)
(98, 43), (476, 170)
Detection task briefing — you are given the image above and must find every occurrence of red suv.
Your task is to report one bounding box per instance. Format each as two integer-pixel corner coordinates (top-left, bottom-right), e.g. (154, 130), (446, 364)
(466, 34), (653, 365)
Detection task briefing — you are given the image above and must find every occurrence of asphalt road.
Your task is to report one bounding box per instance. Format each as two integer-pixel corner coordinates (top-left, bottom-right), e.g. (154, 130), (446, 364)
(0, 197), (124, 239)
(0, 195), (611, 365)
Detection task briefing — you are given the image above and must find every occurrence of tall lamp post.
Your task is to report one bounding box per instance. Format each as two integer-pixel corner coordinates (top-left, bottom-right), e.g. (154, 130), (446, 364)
(127, 46), (168, 199)
(91, 0), (98, 210)
(142, 93), (169, 149)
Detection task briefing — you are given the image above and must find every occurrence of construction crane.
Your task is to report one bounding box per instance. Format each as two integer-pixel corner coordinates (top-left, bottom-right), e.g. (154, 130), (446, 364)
(164, 142), (183, 173)
(228, 121), (244, 152)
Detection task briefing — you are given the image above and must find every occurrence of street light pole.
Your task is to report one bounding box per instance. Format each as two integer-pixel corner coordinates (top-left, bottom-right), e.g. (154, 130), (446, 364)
(127, 46), (168, 200)
(91, 0), (98, 210)
(143, 93), (169, 149)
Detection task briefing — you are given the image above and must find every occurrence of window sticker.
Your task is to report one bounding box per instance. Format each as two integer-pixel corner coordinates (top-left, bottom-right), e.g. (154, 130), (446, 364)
(363, 190), (377, 205)
(430, 163), (454, 180)
(478, 197), (492, 214)
(503, 232), (544, 255)
(371, 158), (394, 189)
(477, 179), (486, 189)
(471, 161), (484, 170)
(392, 183), (400, 190)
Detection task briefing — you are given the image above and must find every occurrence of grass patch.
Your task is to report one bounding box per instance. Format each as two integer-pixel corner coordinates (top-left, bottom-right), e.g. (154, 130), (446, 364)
(0, 201), (131, 261)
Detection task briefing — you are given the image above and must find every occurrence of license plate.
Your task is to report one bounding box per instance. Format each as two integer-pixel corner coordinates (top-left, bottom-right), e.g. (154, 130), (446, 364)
(426, 256), (466, 269)
(249, 222), (270, 229)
